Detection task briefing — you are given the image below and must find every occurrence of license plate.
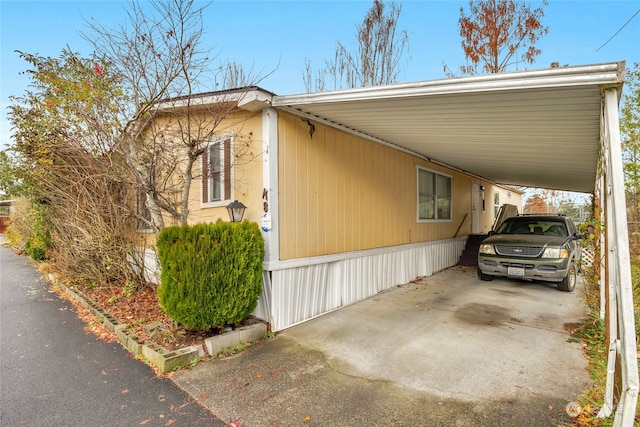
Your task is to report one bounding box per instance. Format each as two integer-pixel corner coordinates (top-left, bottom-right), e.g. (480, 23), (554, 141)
(508, 266), (525, 277)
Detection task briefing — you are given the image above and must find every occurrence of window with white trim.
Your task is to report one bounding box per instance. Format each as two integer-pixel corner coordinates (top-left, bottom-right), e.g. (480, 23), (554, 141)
(493, 190), (500, 219)
(202, 137), (232, 205)
(417, 167), (452, 221)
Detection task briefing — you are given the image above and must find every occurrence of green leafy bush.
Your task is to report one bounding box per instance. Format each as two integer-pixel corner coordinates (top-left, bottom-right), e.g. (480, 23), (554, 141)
(24, 234), (48, 261)
(156, 220), (265, 330)
(9, 199), (51, 261)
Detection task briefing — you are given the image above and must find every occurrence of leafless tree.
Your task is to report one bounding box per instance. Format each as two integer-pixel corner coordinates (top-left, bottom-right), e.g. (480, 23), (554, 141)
(85, 0), (263, 234)
(303, 0), (409, 92)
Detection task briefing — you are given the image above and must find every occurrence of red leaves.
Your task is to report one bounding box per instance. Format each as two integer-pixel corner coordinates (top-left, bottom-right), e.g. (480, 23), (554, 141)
(458, 0), (549, 74)
(93, 64), (103, 76)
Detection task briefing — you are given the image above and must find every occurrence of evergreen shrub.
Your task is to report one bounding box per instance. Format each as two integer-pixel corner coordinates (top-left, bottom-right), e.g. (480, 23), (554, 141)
(156, 219), (265, 330)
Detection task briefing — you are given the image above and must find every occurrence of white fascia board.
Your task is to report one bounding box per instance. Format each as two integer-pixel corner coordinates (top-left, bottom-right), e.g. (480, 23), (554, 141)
(273, 62), (625, 106)
(156, 88), (274, 112)
(237, 90), (273, 112)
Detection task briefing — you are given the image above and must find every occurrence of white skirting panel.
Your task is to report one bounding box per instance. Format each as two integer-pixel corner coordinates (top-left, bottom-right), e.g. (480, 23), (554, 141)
(129, 247), (161, 285)
(252, 270), (273, 324)
(257, 238), (466, 331)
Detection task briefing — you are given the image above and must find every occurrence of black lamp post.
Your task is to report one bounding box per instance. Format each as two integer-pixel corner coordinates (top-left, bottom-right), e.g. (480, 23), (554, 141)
(226, 200), (247, 222)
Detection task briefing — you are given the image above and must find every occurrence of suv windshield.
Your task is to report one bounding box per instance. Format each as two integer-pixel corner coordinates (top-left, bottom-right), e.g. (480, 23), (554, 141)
(496, 218), (568, 237)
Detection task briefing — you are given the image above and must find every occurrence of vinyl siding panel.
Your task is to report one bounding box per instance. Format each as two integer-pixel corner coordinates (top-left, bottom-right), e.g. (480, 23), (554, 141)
(152, 111), (264, 227)
(279, 112), (473, 260)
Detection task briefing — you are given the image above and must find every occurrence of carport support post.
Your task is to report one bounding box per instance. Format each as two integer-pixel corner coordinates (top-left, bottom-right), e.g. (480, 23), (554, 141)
(601, 154), (620, 418)
(598, 176), (606, 320)
(598, 88), (638, 426)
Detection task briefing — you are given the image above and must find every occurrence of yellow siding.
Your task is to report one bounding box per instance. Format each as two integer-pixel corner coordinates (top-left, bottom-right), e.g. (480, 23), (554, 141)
(187, 112), (264, 226)
(279, 112), (473, 260)
(148, 110), (264, 229)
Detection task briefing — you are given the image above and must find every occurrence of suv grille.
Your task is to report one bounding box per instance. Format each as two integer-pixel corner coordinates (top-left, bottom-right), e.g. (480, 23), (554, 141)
(495, 245), (543, 257)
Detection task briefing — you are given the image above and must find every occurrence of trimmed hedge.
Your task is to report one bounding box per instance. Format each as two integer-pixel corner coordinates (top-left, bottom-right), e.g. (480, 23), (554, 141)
(156, 220), (265, 330)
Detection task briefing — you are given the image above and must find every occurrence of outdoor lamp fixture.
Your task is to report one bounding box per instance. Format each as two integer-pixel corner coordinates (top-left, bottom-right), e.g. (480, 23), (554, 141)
(226, 200), (247, 223)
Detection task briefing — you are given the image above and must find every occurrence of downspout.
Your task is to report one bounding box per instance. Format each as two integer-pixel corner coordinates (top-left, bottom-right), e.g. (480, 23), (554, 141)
(261, 107), (280, 264)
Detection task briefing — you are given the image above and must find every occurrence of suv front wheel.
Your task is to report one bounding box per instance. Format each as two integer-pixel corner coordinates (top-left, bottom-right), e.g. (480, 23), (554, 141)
(477, 267), (494, 281)
(557, 261), (577, 292)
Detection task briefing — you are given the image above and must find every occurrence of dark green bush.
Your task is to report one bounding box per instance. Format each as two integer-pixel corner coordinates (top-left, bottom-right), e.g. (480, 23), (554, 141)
(156, 220), (265, 330)
(24, 234), (48, 261)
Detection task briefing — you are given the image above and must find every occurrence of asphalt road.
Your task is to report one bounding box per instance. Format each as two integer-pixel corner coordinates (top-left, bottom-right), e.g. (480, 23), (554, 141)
(0, 245), (226, 427)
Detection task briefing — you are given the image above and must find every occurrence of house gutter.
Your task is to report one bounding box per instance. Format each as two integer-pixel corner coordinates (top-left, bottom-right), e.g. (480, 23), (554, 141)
(272, 62), (624, 105)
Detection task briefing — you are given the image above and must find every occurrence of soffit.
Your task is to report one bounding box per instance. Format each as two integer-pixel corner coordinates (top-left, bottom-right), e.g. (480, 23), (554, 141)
(272, 62), (625, 194)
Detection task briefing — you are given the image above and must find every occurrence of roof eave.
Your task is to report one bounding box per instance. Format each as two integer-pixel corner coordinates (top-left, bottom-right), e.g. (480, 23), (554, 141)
(273, 61), (625, 107)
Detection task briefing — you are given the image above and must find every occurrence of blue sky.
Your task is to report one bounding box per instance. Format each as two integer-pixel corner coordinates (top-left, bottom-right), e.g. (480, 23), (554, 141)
(1, 0), (639, 153)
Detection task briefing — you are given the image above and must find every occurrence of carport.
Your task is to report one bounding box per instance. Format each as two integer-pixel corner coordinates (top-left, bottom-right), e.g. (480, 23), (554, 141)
(273, 62), (637, 425)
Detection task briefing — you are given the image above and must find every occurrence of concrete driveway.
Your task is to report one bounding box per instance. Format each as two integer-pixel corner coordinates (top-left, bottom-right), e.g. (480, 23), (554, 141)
(172, 265), (591, 426)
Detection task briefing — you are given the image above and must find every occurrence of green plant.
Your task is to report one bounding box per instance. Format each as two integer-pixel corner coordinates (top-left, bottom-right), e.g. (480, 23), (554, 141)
(19, 201), (51, 261)
(107, 281), (137, 304)
(125, 317), (151, 330)
(169, 355), (201, 372)
(24, 235), (47, 261)
(216, 343), (249, 358)
(189, 356), (200, 368)
(156, 220), (265, 330)
(571, 253), (640, 426)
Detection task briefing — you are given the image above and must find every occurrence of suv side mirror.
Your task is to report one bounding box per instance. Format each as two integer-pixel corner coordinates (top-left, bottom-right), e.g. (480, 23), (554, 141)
(488, 230), (496, 236)
(573, 232), (584, 240)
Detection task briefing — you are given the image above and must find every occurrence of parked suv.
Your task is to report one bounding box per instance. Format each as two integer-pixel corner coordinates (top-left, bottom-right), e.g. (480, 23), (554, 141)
(477, 214), (583, 292)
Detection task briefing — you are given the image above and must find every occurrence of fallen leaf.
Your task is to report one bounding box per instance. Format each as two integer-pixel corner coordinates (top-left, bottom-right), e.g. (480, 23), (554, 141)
(122, 388), (129, 394)
(304, 416), (311, 422)
(229, 419), (241, 427)
(139, 419), (151, 425)
(548, 405), (553, 411)
(164, 420), (175, 426)
(101, 370), (107, 376)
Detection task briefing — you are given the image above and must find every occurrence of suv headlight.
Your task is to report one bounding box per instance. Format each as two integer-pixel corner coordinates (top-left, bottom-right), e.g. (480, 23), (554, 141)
(542, 247), (569, 259)
(479, 244), (496, 255)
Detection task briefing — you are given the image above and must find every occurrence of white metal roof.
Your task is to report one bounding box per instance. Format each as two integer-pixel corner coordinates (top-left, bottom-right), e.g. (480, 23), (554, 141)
(272, 62), (626, 194)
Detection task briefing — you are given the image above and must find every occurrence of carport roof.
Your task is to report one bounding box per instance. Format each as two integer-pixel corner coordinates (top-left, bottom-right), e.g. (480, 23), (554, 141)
(272, 62), (626, 194)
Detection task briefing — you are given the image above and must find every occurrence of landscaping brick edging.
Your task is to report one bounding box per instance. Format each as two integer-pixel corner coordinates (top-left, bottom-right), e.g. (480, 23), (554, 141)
(47, 273), (266, 373)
